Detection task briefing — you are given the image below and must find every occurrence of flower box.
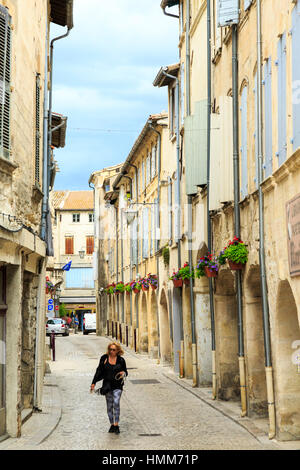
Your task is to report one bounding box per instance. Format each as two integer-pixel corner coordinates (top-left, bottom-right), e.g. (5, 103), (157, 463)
(173, 279), (183, 288)
(205, 266), (218, 278)
(183, 278), (190, 286)
(133, 288), (140, 294)
(151, 284), (158, 290)
(228, 260), (244, 271)
(142, 286), (149, 292)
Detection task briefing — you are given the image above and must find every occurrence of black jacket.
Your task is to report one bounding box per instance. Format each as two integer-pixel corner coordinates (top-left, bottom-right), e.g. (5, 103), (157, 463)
(92, 354), (128, 389)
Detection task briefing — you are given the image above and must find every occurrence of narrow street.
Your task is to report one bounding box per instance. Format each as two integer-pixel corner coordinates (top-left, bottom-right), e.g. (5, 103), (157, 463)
(1, 334), (279, 451)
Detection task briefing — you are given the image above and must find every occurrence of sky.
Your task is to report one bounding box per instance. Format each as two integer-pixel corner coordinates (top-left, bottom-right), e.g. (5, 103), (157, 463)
(51, 0), (179, 191)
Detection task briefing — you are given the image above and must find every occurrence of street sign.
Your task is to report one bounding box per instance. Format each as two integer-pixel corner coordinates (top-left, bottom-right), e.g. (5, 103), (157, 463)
(55, 306), (59, 311)
(48, 305), (54, 311)
(48, 299), (54, 305)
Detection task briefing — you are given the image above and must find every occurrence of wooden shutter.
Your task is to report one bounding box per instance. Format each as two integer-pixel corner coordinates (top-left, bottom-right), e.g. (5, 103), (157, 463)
(35, 74), (41, 185)
(254, 73), (258, 189)
(264, 58), (273, 178)
(240, 85), (248, 199)
(168, 177), (173, 243)
(180, 62), (185, 125)
(86, 236), (94, 255)
(65, 237), (74, 255)
(142, 208), (149, 259)
(277, 32), (287, 166)
(292, 4), (300, 151)
(0, 6), (11, 160)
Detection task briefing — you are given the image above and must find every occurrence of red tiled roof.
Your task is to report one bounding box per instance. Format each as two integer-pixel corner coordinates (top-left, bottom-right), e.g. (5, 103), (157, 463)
(51, 191), (94, 210)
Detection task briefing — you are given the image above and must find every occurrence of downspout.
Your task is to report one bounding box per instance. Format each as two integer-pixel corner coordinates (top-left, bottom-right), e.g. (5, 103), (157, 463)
(206, 0), (217, 399)
(41, 13), (49, 240)
(162, 68), (184, 378)
(148, 122), (162, 362)
(42, 27), (70, 243)
(256, 0), (276, 439)
(114, 205), (119, 326)
(232, 24), (247, 417)
(128, 163), (138, 345)
(162, 5), (179, 19)
(186, 0), (191, 116)
(120, 174), (132, 328)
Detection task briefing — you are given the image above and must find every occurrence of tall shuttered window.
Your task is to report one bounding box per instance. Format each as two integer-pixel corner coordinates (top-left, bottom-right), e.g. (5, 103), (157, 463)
(35, 74), (41, 185)
(240, 85), (248, 199)
(264, 58), (273, 178)
(292, 3), (300, 151)
(0, 6), (11, 160)
(277, 32), (287, 166)
(86, 236), (94, 255)
(65, 236), (74, 255)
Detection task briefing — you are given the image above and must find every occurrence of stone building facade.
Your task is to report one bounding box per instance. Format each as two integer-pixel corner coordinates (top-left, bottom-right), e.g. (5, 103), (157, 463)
(0, 0), (72, 439)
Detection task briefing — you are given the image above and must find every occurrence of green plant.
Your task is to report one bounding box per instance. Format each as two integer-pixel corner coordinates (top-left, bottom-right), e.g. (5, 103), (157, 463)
(224, 237), (248, 264)
(196, 254), (219, 277)
(115, 282), (125, 293)
(59, 303), (67, 318)
(162, 246), (170, 266)
(124, 283), (132, 293)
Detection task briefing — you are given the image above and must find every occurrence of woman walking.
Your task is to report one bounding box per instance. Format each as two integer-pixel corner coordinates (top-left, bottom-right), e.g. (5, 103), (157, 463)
(90, 342), (128, 434)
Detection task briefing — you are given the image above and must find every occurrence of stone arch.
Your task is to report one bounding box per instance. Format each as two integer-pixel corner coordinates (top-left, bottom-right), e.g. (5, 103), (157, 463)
(159, 288), (171, 364)
(214, 268), (240, 400)
(275, 280), (300, 440)
(244, 266), (267, 416)
(149, 290), (159, 359)
(139, 292), (148, 353)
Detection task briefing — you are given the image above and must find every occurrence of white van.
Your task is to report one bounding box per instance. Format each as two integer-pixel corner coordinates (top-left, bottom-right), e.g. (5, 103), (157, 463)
(83, 313), (96, 335)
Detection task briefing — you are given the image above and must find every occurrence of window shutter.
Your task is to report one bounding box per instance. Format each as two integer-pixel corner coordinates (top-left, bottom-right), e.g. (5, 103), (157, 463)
(0, 5), (11, 160)
(142, 208), (149, 259)
(292, 4), (300, 151)
(150, 203), (154, 256)
(277, 32), (287, 165)
(180, 62), (185, 125)
(217, 0), (240, 27)
(86, 236), (94, 255)
(151, 146), (156, 179)
(254, 73), (258, 189)
(35, 74), (41, 185)
(65, 237), (74, 255)
(264, 58), (273, 178)
(174, 172), (180, 242)
(168, 177), (173, 243)
(240, 85), (248, 199)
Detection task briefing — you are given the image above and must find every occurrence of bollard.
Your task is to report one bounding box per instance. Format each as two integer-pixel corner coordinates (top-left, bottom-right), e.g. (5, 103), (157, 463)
(134, 328), (137, 352)
(51, 332), (55, 361)
(126, 325), (128, 347)
(119, 324), (122, 343)
(107, 320), (109, 336)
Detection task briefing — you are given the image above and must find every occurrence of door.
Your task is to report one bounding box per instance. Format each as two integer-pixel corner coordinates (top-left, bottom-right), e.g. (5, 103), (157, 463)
(0, 267), (7, 436)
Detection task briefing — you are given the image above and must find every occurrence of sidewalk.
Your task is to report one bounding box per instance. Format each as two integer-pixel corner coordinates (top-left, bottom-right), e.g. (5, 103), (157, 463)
(0, 370), (62, 450)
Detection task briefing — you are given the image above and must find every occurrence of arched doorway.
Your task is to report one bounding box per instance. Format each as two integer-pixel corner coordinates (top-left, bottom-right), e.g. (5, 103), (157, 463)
(159, 289), (171, 364)
(244, 266), (267, 416)
(215, 269), (240, 401)
(139, 293), (148, 353)
(275, 280), (300, 440)
(149, 291), (159, 359)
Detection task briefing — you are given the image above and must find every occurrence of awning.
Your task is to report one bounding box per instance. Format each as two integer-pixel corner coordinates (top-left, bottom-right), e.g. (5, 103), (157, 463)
(59, 297), (96, 304)
(51, 113), (67, 148)
(161, 0), (179, 8)
(50, 0), (74, 29)
(153, 63), (180, 88)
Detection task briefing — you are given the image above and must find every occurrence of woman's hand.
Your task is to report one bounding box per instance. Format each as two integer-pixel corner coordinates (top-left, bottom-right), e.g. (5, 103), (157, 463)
(90, 384), (95, 393)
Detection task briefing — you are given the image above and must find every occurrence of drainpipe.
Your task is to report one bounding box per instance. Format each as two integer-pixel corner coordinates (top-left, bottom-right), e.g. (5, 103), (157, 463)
(149, 122), (162, 362)
(186, 0), (191, 116)
(161, 5), (179, 19)
(114, 205), (119, 326)
(232, 24), (247, 417)
(256, 0), (276, 439)
(128, 163), (138, 345)
(188, 196), (197, 387)
(206, 0), (217, 400)
(41, 27), (70, 243)
(162, 68), (184, 377)
(41, 13), (49, 240)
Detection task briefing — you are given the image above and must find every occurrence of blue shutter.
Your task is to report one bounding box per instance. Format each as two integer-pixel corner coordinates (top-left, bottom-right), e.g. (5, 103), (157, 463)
(264, 58), (273, 178)
(241, 86), (248, 199)
(254, 73), (258, 189)
(180, 62), (185, 125)
(277, 32), (287, 166)
(217, 0), (239, 27)
(65, 268), (94, 289)
(168, 177), (173, 243)
(292, 3), (300, 151)
(142, 208), (149, 259)
(155, 197), (159, 252)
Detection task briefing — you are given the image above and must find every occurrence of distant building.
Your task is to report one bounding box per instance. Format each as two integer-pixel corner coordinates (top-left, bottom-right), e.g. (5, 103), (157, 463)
(49, 190), (96, 330)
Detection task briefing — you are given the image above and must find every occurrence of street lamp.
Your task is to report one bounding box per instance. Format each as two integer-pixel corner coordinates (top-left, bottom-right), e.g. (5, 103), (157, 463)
(79, 248), (85, 259)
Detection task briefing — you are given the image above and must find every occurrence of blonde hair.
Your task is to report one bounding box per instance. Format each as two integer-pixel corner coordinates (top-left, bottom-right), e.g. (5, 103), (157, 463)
(106, 342), (124, 356)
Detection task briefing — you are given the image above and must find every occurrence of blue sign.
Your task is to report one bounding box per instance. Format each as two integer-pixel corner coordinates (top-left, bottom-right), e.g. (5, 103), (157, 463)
(48, 305), (54, 311)
(48, 299), (54, 305)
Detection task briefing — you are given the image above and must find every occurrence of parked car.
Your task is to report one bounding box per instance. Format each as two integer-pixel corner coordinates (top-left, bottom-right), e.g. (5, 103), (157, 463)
(46, 318), (69, 336)
(83, 313), (96, 335)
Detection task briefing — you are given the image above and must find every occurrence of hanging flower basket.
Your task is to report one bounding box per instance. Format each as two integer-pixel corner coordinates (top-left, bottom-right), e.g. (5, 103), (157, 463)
(228, 260), (244, 271)
(183, 278), (190, 286)
(142, 285), (149, 292)
(133, 288), (140, 294)
(204, 266), (218, 278)
(151, 284), (158, 290)
(172, 278), (183, 288)
(147, 274), (158, 290)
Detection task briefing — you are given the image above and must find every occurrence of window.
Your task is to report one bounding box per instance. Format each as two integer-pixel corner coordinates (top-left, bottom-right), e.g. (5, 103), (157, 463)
(0, 6), (11, 160)
(72, 213), (80, 223)
(142, 160), (145, 192)
(89, 213), (94, 223)
(277, 32), (287, 165)
(151, 146), (157, 179)
(35, 74), (41, 185)
(264, 58), (273, 178)
(86, 236), (94, 255)
(65, 236), (74, 255)
(146, 153), (150, 186)
(292, 4), (300, 151)
(65, 267), (94, 289)
(240, 84), (248, 198)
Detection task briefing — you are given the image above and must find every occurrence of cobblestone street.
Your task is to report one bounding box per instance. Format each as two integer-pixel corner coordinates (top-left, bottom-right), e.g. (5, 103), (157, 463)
(0, 333), (281, 451)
